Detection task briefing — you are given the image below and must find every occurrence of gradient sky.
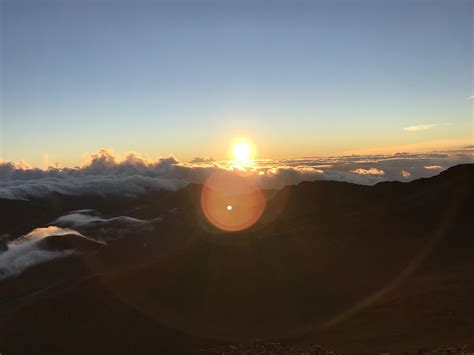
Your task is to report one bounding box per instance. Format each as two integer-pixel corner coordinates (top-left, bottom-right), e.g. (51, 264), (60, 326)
(1, 0), (473, 167)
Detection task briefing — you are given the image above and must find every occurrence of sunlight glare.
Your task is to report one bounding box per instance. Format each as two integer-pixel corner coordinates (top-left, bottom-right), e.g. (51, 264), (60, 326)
(232, 142), (251, 161)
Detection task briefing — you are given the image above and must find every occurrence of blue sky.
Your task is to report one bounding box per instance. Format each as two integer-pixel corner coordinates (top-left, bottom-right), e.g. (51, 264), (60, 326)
(1, 0), (472, 167)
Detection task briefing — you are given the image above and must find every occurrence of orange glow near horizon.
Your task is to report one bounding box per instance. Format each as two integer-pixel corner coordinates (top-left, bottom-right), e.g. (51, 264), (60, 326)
(201, 171), (266, 232)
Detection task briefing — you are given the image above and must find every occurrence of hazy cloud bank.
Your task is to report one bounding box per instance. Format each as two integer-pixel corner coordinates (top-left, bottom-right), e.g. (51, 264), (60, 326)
(0, 147), (472, 200)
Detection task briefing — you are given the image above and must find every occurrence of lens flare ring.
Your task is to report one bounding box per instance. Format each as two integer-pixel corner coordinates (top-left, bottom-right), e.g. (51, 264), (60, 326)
(201, 172), (265, 232)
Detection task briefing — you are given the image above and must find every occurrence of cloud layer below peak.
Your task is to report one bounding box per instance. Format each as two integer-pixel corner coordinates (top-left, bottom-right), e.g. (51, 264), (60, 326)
(0, 147), (473, 200)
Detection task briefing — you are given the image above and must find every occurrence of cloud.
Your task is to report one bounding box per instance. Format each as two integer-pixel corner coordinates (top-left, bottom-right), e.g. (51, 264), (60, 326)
(468, 95), (474, 100)
(0, 175), (187, 200)
(0, 210), (154, 278)
(0, 226), (82, 280)
(401, 170), (411, 178)
(350, 168), (385, 175)
(190, 157), (215, 163)
(52, 210), (162, 241)
(404, 124), (435, 132)
(0, 147), (473, 200)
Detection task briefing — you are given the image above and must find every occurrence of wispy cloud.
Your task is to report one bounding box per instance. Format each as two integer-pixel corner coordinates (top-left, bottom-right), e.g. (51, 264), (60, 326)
(0, 226), (81, 280)
(468, 95), (474, 100)
(404, 124), (435, 132)
(52, 210), (162, 241)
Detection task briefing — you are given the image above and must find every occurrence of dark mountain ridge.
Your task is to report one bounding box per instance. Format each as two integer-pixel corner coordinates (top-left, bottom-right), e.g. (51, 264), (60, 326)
(0, 164), (473, 353)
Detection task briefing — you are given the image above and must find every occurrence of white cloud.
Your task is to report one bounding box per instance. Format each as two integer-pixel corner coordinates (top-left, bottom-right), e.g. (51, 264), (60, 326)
(404, 124), (435, 132)
(0, 226), (81, 280)
(52, 210), (162, 241)
(0, 175), (187, 200)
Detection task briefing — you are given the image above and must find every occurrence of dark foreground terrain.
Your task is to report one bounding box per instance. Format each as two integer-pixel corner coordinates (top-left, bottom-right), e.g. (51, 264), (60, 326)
(0, 165), (473, 354)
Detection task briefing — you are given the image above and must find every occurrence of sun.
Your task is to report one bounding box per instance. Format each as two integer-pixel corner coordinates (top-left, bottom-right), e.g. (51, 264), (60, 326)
(232, 142), (251, 161)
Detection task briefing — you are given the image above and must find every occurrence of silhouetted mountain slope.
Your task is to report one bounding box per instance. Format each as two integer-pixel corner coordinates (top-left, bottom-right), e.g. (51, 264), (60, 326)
(0, 164), (473, 353)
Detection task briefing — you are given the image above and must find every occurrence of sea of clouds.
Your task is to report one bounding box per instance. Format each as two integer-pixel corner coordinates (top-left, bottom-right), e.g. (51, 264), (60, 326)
(0, 147), (472, 200)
